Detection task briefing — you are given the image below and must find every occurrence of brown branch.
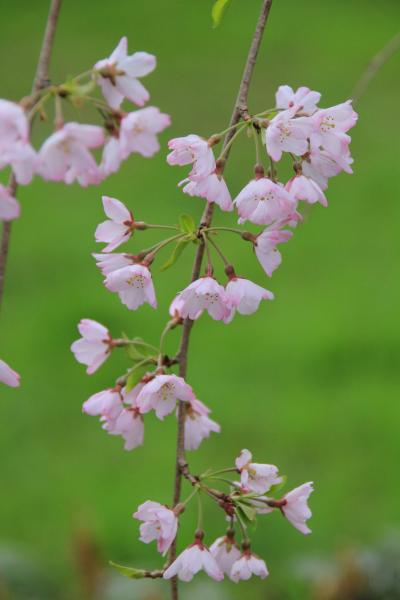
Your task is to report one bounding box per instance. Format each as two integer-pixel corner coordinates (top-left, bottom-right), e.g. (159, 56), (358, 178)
(351, 31), (400, 104)
(168, 2), (274, 598)
(0, 0), (63, 315)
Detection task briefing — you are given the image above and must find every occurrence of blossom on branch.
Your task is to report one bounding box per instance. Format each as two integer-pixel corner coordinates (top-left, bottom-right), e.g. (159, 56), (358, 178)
(224, 277), (274, 322)
(210, 535), (241, 576)
(105, 264), (157, 310)
(95, 36), (156, 109)
(180, 173), (233, 212)
(95, 196), (134, 252)
(171, 276), (231, 321)
(119, 107), (170, 159)
(230, 550), (269, 582)
(276, 85), (321, 115)
(163, 537), (224, 582)
(102, 383), (145, 450)
(184, 398), (220, 450)
(281, 482), (314, 534)
(285, 173), (327, 206)
(167, 134), (216, 181)
(71, 319), (112, 374)
(253, 227), (293, 277)
(0, 185), (20, 221)
(137, 374), (194, 420)
(133, 500), (178, 555)
(265, 110), (312, 162)
(235, 177), (298, 226)
(83, 387), (123, 422)
(0, 99), (37, 184)
(235, 449), (282, 494)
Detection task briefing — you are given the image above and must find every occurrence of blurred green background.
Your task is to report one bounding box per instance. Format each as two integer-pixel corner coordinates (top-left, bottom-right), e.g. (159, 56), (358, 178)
(0, 0), (399, 598)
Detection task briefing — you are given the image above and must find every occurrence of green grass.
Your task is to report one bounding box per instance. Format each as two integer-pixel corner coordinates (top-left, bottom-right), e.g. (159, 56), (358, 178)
(0, 0), (399, 598)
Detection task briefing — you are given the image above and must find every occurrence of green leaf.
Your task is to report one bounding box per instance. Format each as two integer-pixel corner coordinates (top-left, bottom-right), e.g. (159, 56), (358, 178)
(161, 239), (190, 271)
(125, 344), (145, 361)
(109, 561), (146, 579)
(178, 214), (196, 235)
(212, 0), (231, 28)
(125, 365), (148, 392)
(235, 502), (257, 525)
(268, 475), (287, 496)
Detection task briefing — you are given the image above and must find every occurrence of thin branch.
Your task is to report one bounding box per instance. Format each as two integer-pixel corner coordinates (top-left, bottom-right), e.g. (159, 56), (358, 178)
(168, 2), (274, 598)
(351, 31), (400, 104)
(0, 0), (63, 315)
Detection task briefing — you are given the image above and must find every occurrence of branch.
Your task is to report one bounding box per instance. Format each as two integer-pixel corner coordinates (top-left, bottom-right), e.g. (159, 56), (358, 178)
(0, 0), (63, 314)
(351, 31), (400, 104)
(168, 2), (274, 598)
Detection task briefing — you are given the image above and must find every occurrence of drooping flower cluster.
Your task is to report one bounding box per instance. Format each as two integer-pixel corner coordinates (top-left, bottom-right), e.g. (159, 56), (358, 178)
(71, 83), (356, 586)
(130, 449), (313, 583)
(0, 37), (169, 224)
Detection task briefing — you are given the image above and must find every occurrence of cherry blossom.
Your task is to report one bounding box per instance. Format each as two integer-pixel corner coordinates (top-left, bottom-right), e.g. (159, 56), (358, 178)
(104, 264), (157, 310)
(235, 449), (282, 494)
(276, 85), (321, 115)
(224, 277), (274, 322)
(92, 252), (135, 276)
(136, 374), (194, 420)
(38, 122), (104, 187)
(302, 145), (352, 190)
(163, 539), (224, 582)
(83, 387), (123, 421)
(119, 107), (170, 159)
(95, 196), (134, 252)
(184, 398), (220, 450)
(285, 174), (327, 206)
(0, 142), (37, 185)
(0, 99), (29, 148)
(71, 319), (112, 374)
(133, 500), (178, 555)
(172, 276), (231, 321)
(0, 185), (20, 221)
(235, 178), (298, 226)
(254, 228), (293, 277)
(265, 109), (312, 162)
(210, 535), (241, 577)
(281, 482), (314, 534)
(0, 359), (20, 387)
(230, 550), (269, 582)
(100, 135), (125, 176)
(180, 173), (233, 212)
(167, 134), (216, 181)
(95, 37), (156, 109)
(310, 101), (358, 160)
(102, 383), (145, 450)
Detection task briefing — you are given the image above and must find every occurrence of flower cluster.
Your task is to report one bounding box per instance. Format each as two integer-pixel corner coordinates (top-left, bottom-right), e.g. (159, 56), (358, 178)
(71, 83), (357, 586)
(132, 449), (313, 583)
(0, 37), (169, 223)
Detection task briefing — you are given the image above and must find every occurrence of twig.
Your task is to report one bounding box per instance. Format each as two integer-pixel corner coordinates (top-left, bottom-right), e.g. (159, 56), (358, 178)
(168, 2), (274, 598)
(352, 31), (400, 104)
(0, 0), (63, 315)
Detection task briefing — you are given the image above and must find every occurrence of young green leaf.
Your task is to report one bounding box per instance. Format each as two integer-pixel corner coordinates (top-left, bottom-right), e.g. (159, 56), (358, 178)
(178, 214), (196, 235)
(212, 0), (231, 28)
(109, 561), (147, 579)
(125, 365), (149, 392)
(161, 239), (190, 271)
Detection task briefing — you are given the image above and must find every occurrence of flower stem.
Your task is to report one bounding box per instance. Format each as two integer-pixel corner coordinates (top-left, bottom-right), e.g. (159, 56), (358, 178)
(206, 233), (231, 267)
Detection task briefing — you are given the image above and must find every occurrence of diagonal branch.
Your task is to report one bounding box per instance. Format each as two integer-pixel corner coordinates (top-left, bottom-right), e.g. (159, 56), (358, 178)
(0, 0), (63, 315)
(168, 1), (274, 598)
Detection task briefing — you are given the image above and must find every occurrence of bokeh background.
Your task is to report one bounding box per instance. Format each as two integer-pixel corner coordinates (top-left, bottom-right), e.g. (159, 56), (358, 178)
(1, 1), (399, 598)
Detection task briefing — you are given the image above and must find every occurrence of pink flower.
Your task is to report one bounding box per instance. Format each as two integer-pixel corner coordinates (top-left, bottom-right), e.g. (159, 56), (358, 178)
(38, 123), (104, 187)
(71, 319), (112, 375)
(104, 264), (157, 310)
(92, 252), (135, 276)
(224, 277), (274, 322)
(265, 110), (312, 161)
(100, 135), (124, 176)
(137, 374), (194, 420)
(302, 146), (351, 190)
(83, 387), (123, 420)
(167, 134), (216, 181)
(172, 277), (231, 321)
(0, 99), (29, 147)
(235, 178), (297, 226)
(230, 551), (269, 582)
(210, 535), (241, 576)
(119, 107), (170, 159)
(95, 37), (156, 109)
(180, 173), (233, 212)
(285, 174), (327, 206)
(0, 185), (20, 221)
(163, 539), (224, 582)
(235, 449), (282, 494)
(281, 482), (313, 534)
(95, 196), (134, 252)
(184, 398), (220, 450)
(310, 101), (358, 159)
(0, 142), (37, 185)
(0, 358), (20, 387)
(254, 228), (293, 277)
(133, 501), (178, 555)
(103, 384), (145, 450)
(276, 85), (321, 115)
